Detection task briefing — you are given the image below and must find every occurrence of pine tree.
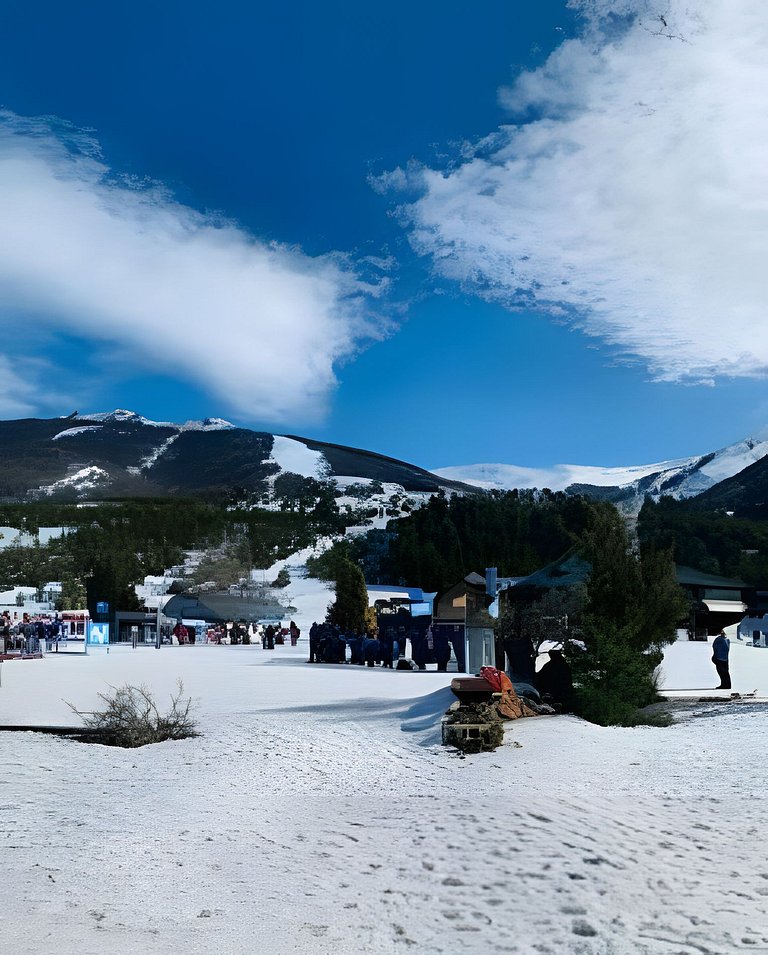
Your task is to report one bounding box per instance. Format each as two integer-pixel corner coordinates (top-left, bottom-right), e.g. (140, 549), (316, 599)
(569, 504), (687, 725)
(327, 559), (368, 632)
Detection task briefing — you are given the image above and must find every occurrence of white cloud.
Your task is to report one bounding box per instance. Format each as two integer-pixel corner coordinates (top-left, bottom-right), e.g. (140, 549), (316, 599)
(387, 0), (768, 383)
(0, 112), (388, 423)
(0, 354), (80, 418)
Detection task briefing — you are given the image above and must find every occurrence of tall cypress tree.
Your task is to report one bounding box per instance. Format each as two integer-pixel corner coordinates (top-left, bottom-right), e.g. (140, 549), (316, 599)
(327, 558), (368, 632)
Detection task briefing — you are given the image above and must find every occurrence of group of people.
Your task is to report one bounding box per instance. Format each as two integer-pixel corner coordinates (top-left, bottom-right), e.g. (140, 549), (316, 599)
(198, 619), (301, 648)
(258, 621), (300, 649)
(306, 621), (458, 670)
(307, 622), (403, 667)
(0, 610), (70, 654)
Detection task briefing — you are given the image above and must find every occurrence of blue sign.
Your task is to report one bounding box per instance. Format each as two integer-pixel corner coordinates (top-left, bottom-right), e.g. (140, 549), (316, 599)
(96, 601), (109, 614)
(87, 622), (110, 645)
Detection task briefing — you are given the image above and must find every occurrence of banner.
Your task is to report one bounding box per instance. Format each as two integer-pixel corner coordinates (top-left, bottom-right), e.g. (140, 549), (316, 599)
(87, 622), (110, 645)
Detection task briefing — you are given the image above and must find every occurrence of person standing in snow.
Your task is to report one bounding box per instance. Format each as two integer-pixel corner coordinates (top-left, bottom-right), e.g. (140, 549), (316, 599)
(535, 647), (574, 710)
(307, 621), (320, 662)
(712, 630), (731, 690)
(379, 627), (393, 668)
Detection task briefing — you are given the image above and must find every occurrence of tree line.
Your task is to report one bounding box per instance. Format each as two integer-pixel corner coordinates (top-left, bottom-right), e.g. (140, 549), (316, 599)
(0, 492), (350, 616)
(638, 496), (768, 584)
(338, 490), (686, 726)
(336, 488), (596, 591)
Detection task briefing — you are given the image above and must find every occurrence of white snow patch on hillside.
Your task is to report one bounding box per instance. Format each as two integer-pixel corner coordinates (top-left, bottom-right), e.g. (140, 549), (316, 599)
(333, 475), (376, 488)
(270, 435), (327, 478)
(127, 433), (180, 476)
(36, 465), (111, 496)
(0, 637), (767, 953)
(697, 436), (768, 484)
(251, 539), (336, 631)
(51, 425), (104, 440)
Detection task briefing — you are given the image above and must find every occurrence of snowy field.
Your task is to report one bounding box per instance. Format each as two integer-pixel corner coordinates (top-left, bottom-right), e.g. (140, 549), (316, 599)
(1, 637), (767, 954)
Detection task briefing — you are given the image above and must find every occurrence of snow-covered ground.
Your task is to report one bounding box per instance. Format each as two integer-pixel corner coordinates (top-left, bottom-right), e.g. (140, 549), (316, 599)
(0, 638), (766, 954)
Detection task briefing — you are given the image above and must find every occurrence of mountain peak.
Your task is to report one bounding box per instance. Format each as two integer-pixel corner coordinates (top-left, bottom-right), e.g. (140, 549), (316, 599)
(74, 410), (236, 431)
(77, 409), (159, 425)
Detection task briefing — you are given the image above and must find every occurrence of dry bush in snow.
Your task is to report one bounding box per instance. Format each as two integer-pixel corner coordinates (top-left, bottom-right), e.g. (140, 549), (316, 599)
(68, 680), (198, 747)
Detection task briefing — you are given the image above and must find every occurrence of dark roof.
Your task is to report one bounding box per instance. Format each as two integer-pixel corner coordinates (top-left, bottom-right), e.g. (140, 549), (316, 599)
(503, 552), (590, 594)
(163, 592), (292, 622)
(437, 572), (487, 600)
(464, 572), (487, 588)
(675, 565), (749, 589)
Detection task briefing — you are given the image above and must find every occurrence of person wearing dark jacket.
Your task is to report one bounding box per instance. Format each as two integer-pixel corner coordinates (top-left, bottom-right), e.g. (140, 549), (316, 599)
(363, 637), (381, 667)
(434, 628), (451, 672)
(379, 629), (394, 668)
(308, 622), (320, 663)
(712, 631), (731, 689)
(535, 648), (574, 709)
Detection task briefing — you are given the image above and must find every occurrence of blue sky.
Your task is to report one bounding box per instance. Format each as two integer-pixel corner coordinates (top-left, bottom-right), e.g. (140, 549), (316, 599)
(0, 0), (766, 470)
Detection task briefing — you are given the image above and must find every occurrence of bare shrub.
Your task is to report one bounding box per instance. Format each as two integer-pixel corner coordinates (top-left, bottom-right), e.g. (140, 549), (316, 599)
(68, 680), (198, 747)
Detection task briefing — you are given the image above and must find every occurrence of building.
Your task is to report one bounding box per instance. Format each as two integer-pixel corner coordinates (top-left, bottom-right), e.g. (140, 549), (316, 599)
(0, 581), (63, 616)
(433, 572), (496, 673)
(675, 565), (754, 639)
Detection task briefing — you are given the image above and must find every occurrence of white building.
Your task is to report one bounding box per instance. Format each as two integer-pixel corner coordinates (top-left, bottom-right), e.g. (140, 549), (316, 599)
(0, 581), (62, 616)
(134, 574), (184, 610)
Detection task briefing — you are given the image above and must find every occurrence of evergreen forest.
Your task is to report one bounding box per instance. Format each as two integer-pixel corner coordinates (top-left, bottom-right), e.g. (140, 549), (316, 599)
(343, 489), (599, 591)
(639, 496), (768, 584)
(0, 488), (349, 616)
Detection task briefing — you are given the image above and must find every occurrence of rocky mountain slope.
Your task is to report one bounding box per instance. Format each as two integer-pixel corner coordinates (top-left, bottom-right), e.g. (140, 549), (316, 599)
(683, 453), (768, 519)
(0, 410), (472, 502)
(4, 410), (767, 515)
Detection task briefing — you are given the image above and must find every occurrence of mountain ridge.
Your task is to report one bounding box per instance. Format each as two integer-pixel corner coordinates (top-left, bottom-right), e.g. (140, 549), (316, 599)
(3, 411), (768, 512)
(433, 433), (768, 511)
(0, 411), (473, 501)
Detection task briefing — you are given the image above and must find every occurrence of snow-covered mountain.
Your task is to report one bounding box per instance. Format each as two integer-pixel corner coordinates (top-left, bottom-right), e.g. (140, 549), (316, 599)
(6, 410), (768, 512)
(0, 411), (471, 502)
(71, 409), (235, 431)
(433, 431), (768, 509)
